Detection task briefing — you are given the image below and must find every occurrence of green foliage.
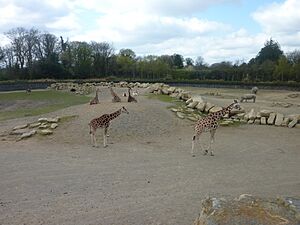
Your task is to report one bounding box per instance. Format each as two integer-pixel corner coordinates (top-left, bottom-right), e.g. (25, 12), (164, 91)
(0, 90), (89, 121)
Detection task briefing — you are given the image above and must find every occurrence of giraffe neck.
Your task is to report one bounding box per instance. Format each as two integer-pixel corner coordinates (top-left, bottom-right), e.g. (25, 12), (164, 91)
(209, 103), (234, 120)
(108, 109), (122, 121)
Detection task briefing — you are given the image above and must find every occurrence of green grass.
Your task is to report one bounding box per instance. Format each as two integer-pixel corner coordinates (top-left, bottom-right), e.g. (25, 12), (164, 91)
(0, 90), (90, 121)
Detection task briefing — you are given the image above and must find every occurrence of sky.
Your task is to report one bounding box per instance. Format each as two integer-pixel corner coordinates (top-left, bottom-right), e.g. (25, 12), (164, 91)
(0, 0), (299, 64)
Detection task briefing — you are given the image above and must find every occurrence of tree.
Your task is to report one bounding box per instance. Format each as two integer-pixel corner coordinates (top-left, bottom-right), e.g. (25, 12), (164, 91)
(274, 56), (290, 81)
(119, 48), (136, 59)
(90, 41), (114, 77)
(171, 53), (184, 69)
(195, 56), (207, 69)
(286, 50), (300, 65)
(255, 38), (283, 64)
(185, 57), (194, 66)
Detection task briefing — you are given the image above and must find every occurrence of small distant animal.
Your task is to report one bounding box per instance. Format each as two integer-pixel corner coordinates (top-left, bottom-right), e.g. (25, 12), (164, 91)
(26, 89), (31, 93)
(127, 88), (137, 102)
(251, 86), (258, 94)
(90, 88), (100, 105)
(240, 94), (256, 103)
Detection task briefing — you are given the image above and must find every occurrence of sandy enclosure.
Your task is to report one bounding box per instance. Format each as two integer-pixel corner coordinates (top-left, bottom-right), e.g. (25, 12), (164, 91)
(0, 86), (300, 225)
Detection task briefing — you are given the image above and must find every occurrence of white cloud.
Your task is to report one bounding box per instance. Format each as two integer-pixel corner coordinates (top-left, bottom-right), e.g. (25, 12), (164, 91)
(252, 0), (300, 34)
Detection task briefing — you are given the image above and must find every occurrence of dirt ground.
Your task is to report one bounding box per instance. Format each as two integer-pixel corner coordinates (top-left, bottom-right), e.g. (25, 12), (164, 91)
(0, 87), (300, 225)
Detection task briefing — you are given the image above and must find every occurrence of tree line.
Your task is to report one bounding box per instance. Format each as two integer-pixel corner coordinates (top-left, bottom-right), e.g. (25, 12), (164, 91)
(0, 27), (299, 82)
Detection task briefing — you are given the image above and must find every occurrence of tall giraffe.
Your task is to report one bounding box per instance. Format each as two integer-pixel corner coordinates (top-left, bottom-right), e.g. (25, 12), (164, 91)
(109, 87), (121, 102)
(127, 87), (137, 102)
(191, 100), (240, 156)
(90, 88), (100, 105)
(89, 106), (129, 147)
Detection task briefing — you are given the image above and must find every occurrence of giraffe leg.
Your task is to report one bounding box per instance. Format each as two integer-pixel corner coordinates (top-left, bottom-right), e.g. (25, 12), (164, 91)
(93, 134), (98, 148)
(208, 129), (216, 156)
(103, 128), (108, 147)
(192, 134), (203, 157)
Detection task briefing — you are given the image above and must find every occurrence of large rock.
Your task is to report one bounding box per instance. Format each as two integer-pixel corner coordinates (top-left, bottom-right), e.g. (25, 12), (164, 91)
(261, 117), (267, 125)
(288, 118), (298, 128)
(248, 108), (256, 120)
(209, 106), (223, 113)
(229, 108), (245, 116)
(176, 112), (185, 119)
(194, 195), (300, 225)
(191, 96), (204, 103)
(204, 102), (215, 113)
(181, 92), (191, 101)
(39, 129), (53, 135)
(275, 113), (284, 126)
(10, 128), (30, 135)
(47, 117), (60, 123)
(187, 101), (199, 109)
(50, 123), (58, 129)
(281, 117), (290, 127)
(13, 124), (28, 130)
(260, 109), (273, 117)
(167, 87), (176, 93)
(186, 98), (193, 104)
(267, 113), (276, 125)
(196, 102), (206, 112)
(19, 130), (37, 140)
(29, 122), (41, 128)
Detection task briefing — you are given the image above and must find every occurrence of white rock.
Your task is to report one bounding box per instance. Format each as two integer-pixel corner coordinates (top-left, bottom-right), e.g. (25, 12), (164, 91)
(260, 110), (273, 117)
(38, 118), (48, 122)
(281, 117), (290, 127)
(50, 123), (58, 129)
(248, 109), (256, 120)
(187, 101), (199, 109)
(209, 106), (223, 113)
(29, 122), (41, 128)
(275, 113), (284, 126)
(248, 119), (254, 124)
(176, 112), (185, 119)
(170, 108), (178, 112)
(196, 102), (206, 112)
(191, 96), (204, 103)
(10, 128), (29, 135)
(39, 129), (53, 135)
(254, 119), (261, 125)
(20, 130), (37, 139)
(267, 113), (276, 125)
(47, 118), (59, 123)
(261, 117), (267, 125)
(39, 123), (49, 129)
(13, 124), (28, 130)
(186, 98), (193, 104)
(288, 118), (298, 128)
(204, 102), (215, 113)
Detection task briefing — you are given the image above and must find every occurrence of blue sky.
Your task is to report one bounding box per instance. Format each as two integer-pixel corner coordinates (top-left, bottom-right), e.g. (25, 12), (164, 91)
(0, 0), (299, 64)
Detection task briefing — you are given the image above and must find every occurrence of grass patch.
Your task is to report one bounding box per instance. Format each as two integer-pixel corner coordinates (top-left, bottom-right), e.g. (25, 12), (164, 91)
(147, 93), (175, 103)
(0, 90), (90, 121)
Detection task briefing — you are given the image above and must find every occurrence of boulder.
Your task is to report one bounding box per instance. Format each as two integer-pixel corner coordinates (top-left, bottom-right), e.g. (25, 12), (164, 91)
(229, 108), (245, 116)
(186, 98), (193, 104)
(38, 118), (48, 122)
(50, 123), (58, 129)
(176, 112), (185, 119)
(260, 109), (273, 117)
(254, 119), (261, 125)
(39, 123), (49, 129)
(275, 113), (284, 126)
(204, 102), (215, 113)
(169, 93), (178, 98)
(288, 118), (298, 128)
(281, 117), (290, 127)
(209, 106), (223, 113)
(10, 128), (30, 135)
(187, 116), (198, 121)
(170, 108), (178, 112)
(181, 92), (191, 101)
(191, 96), (204, 103)
(194, 195), (300, 225)
(261, 117), (267, 125)
(248, 109), (256, 120)
(29, 122), (41, 128)
(248, 119), (254, 124)
(167, 87), (176, 93)
(295, 124), (300, 128)
(19, 130), (37, 140)
(267, 113), (276, 125)
(196, 102), (206, 112)
(187, 101), (199, 109)
(161, 88), (169, 95)
(39, 129), (53, 135)
(13, 124), (28, 130)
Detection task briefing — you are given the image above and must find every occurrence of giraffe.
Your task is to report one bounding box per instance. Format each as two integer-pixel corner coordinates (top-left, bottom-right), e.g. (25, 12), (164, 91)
(90, 88), (100, 105)
(109, 86), (121, 102)
(127, 87), (137, 102)
(89, 106), (129, 147)
(191, 99), (241, 156)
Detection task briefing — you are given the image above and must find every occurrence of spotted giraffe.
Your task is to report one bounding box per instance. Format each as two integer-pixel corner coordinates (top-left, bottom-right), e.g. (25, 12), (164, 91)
(109, 87), (121, 102)
(127, 87), (137, 102)
(191, 99), (240, 156)
(90, 88), (100, 105)
(89, 106), (129, 147)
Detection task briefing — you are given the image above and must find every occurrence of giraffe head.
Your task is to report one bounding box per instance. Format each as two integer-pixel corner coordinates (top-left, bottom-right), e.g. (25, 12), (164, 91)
(232, 99), (241, 110)
(121, 106), (129, 114)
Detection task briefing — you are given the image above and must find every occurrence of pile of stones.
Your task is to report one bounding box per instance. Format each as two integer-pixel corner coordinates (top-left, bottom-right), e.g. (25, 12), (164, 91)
(194, 194), (300, 225)
(49, 81), (151, 94)
(146, 83), (300, 128)
(9, 117), (60, 141)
